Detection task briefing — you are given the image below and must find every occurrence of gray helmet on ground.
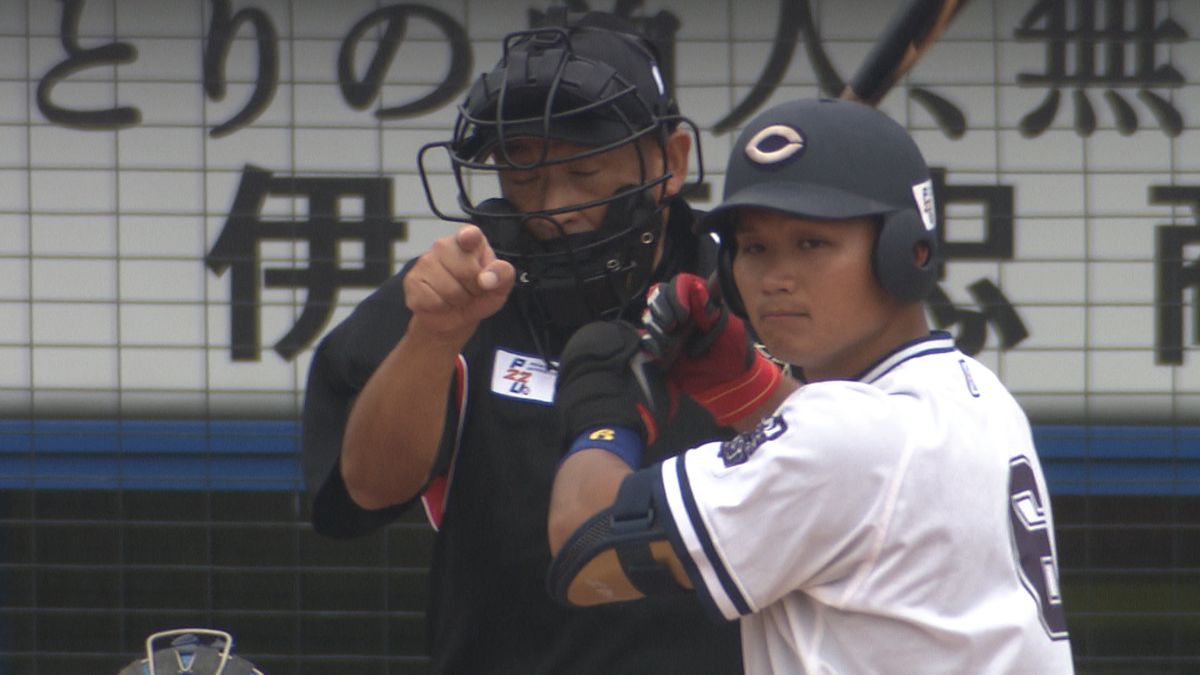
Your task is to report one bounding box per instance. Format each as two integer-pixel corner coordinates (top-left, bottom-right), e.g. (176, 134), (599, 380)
(117, 629), (263, 675)
(701, 97), (938, 316)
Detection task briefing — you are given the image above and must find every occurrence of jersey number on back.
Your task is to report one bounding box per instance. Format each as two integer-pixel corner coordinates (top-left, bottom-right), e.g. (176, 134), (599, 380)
(1008, 456), (1069, 640)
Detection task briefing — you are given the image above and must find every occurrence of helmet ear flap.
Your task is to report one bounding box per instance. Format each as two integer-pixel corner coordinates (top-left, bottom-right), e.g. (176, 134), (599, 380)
(716, 236), (748, 320)
(874, 209), (937, 302)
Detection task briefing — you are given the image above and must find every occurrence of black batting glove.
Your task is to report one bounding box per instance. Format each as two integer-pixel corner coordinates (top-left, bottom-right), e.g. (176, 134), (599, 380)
(556, 320), (671, 449)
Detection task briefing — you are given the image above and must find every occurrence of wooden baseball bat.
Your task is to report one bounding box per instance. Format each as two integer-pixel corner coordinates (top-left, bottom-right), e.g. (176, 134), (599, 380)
(840, 0), (969, 105)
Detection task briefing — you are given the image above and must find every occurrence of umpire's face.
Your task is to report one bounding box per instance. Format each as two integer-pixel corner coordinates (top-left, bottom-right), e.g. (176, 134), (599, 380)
(493, 132), (691, 241)
(731, 209), (915, 382)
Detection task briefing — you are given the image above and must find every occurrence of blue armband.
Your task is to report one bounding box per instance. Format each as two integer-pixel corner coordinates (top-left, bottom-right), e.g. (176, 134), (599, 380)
(565, 426), (644, 469)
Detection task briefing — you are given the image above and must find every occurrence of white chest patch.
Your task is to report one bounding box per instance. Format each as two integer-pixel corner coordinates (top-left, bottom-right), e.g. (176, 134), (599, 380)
(491, 348), (558, 405)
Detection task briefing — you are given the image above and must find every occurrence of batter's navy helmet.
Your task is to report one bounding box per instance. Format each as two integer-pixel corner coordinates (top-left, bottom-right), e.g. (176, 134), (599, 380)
(701, 98), (938, 316)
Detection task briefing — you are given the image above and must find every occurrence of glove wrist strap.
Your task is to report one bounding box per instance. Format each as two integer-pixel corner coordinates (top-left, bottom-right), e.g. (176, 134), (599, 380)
(694, 354), (783, 427)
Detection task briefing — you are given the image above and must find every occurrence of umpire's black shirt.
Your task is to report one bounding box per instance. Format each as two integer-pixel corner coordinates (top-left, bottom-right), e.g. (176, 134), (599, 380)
(302, 199), (743, 674)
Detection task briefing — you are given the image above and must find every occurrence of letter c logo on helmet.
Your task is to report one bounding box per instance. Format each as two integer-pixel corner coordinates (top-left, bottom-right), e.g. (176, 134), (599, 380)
(744, 124), (805, 165)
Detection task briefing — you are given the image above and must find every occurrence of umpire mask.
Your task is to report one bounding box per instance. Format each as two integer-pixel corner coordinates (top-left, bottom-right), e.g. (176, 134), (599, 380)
(418, 11), (702, 329)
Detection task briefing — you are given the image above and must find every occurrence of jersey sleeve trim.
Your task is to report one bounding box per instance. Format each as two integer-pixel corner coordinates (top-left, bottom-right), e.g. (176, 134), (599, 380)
(659, 455), (753, 620)
(420, 353), (468, 531)
(857, 332), (956, 384)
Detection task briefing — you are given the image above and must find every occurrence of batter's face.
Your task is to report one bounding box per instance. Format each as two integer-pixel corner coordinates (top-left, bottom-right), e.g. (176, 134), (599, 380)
(494, 132), (690, 240)
(731, 209), (921, 381)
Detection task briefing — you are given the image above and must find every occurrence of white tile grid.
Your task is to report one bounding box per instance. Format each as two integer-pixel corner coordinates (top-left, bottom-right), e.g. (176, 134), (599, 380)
(114, 0), (201, 37)
(205, 128), (295, 171)
(0, 258), (29, 302)
(120, 302), (206, 347)
(393, 170), (452, 219)
(291, 80), (383, 128)
(997, 127), (1086, 172)
(5, 0), (1200, 419)
(30, 169), (117, 213)
(26, 0), (113, 37)
(32, 345), (118, 389)
(374, 82), (471, 128)
(119, 170), (206, 214)
(293, 127), (383, 170)
(912, 118), (1000, 171)
(1010, 305), (1088, 348)
(1175, 86), (1200, 170)
(1000, 349), (1088, 394)
(0, 2), (26, 37)
(117, 126), (205, 169)
(119, 38), (205, 81)
(1177, 358), (1200, 395)
(118, 82), (205, 128)
(1088, 260), (1158, 303)
(0, 344), (30, 389)
(1088, 305), (1158, 348)
(0, 301), (30, 345)
(1090, 349), (1176, 393)
(382, 127), (453, 176)
(1083, 393), (1184, 420)
(291, 38), (341, 85)
(672, 42), (733, 87)
(1012, 216), (1088, 260)
(1016, 393), (1087, 422)
(31, 388), (120, 417)
(1004, 260), (1089, 303)
(29, 126), (117, 169)
(205, 81), (297, 131)
(1088, 172), (1179, 217)
(31, 258), (116, 301)
(31, 302), (117, 346)
(291, 0), (395, 39)
(1088, 216), (1165, 261)
(0, 171), (30, 215)
(121, 258), (206, 301)
(30, 212), (115, 257)
(0, 81), (30, 124)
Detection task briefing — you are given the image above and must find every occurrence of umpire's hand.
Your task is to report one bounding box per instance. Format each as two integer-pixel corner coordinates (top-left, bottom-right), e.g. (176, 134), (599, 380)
(403, 224), (515, 345)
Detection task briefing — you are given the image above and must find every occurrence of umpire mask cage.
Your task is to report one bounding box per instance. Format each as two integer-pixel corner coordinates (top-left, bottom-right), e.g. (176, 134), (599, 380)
(418, 11), (703, 329)
(701, 98), (938, 317)
(117, 628), (264, 675)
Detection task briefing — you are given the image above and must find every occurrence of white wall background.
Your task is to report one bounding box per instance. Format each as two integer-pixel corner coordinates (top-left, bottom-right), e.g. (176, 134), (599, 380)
(2, 0), (1199, 423)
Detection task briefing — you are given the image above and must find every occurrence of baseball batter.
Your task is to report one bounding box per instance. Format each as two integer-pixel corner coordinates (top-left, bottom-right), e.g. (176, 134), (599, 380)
(547, 98), (1075, 673)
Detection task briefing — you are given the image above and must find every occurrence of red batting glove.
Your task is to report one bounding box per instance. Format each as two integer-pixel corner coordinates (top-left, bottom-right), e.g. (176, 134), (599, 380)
(641, 273), (782, 427)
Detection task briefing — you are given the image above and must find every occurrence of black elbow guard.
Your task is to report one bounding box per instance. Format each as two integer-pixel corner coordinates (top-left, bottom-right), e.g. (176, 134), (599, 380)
(548, 468), (689, 606)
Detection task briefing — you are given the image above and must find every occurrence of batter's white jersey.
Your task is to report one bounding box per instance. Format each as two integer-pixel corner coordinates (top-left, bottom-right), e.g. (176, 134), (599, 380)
(655, 332), (1075, 674)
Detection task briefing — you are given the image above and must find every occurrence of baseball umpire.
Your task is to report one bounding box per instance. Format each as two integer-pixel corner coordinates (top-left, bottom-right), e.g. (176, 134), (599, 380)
(302, 10), (743, 674)
(547, 98), (1075, 673)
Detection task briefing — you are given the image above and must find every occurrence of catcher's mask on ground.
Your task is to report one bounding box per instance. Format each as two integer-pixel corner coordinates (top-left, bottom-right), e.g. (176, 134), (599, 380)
(117, 628), (264, 675)
(418, 11), (703, 329)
